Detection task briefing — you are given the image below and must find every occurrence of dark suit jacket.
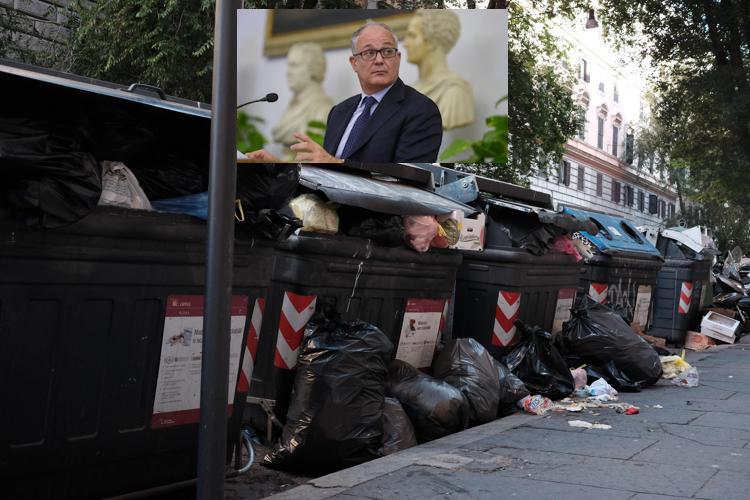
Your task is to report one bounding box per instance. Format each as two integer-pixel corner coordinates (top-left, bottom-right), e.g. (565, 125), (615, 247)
(323, 78), (442, 163)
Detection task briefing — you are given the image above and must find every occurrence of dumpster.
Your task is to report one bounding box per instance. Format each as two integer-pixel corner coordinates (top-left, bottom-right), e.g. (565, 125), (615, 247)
(650, 226), (717, 343)
(451, 182), (594, 353)
(243, 164), (469, 434)
(0, 60), (268, 498)
(562, 207), (664, 331)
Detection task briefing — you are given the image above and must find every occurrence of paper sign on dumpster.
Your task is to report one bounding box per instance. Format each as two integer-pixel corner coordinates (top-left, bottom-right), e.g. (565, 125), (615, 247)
(151, 295), (248, 429)
(552, 288), (577, 333)
(395, 298), (446, 369)
(633, 286), (652, 331)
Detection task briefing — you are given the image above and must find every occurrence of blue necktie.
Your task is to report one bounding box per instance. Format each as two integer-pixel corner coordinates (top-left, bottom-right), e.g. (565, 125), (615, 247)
(341, 96), (376, 159)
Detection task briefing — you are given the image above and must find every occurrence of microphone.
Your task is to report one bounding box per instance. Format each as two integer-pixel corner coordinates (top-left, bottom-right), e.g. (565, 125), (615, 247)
(237, 93), (278, 109)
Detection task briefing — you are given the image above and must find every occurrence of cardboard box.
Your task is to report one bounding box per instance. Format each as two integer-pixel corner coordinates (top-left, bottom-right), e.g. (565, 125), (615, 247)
(684, 330), (716, 351)
(706, 307), (736, 319)
(700, 311), (740, 344)
(449, 213), (486, 251)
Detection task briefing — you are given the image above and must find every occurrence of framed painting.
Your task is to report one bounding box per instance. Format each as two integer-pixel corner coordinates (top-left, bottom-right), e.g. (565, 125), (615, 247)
(263, 9), (413, 57)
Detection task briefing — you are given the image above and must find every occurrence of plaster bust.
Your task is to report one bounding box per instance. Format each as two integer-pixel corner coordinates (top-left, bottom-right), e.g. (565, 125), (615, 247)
(403, 10), (475, 130)
(271, 42), (334, 157)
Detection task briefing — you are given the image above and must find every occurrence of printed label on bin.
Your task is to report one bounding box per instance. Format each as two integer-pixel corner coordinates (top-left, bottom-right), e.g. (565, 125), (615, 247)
(395, 298), (446, 369)
(151, 295), (248, 429)
(552, 288), (577, 333)
(633, 286), (652, 330)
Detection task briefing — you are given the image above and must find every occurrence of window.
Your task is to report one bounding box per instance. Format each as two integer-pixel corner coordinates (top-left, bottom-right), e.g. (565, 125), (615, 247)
(649, 194), (658, 214)
(649, 154), (655, 173)
(580, 59), (590, 82)
(598, 81), (605, 93)
(578, 119), (586, 140)
(612, 126), (619, 157)
(668, 203), (676, 218)
(625, 133), (634, 164)
(577, 166), (585, 190)
(613, 84), (619, 103)
(597, 117), (605, 149)
(625, 185), (634, 207)
(596, 173), (603, 196)
(660, 200), (666, 218)
(611, 180), (621, 203)
(638, 191), (645, 212)
(559, 160), (571, 186)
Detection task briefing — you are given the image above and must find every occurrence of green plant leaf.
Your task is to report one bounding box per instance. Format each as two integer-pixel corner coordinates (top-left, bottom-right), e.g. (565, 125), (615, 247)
(439, 139), (473, 161)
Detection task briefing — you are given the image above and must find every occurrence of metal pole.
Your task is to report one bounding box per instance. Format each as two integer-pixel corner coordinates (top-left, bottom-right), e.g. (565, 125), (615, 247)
(198, 1), (238, 499)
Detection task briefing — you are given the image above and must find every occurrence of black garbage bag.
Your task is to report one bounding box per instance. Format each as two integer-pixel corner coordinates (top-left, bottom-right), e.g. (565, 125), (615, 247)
(237, 163), (300, 211)
(386, 360), (469, 442)
(560, 296), (662, 391)
(432, 338), (500, 425)
(263, 314), (393, 472)
(494, 360), (530, 417)
(0, 117), (102, 228)
(347, 215), (405, 247)
(128, 152), (207, 200)
(382, 397), (418, 455)
(241, 209), (303, 241)
(610, 303), (634, 325)
(499, 321), (575, 400)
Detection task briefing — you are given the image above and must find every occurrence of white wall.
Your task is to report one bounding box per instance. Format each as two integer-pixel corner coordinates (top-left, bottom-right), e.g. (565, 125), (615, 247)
(237, 9), (507, 158)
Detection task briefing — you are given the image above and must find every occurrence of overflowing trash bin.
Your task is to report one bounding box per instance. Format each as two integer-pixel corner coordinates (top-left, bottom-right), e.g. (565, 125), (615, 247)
(244, 164), (469, 433)
(0, 60), (264, 498)
(649, 226), (716, 343)
(448, 179), (595, 351)
(562, 207), (664, 332)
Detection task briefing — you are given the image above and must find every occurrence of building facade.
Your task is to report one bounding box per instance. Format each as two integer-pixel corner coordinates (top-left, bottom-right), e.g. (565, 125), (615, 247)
(529, 14), (677, 227)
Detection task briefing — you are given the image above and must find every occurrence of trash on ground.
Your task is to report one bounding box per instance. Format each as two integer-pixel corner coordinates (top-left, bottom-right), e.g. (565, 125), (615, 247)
(386, 359), (469, 443)
(701, 311), (739, 344)
(499, 320), (575, 400)
(263, 314), (392, 471)
(653, 404), (663, 408)
(684, 331), (716, 351)
(433, 338), (501, 425)
(517, 394), (553, 415)
(672, 366), (699, 387)
(559, 297), (662, 391)
(494, 360), (530, 417)
(288, 193), (339, 234)
(382, 397), (418, 455)
(568, 420), (611, 430)
(570, 367), (588, 390)
(587, 378), (619, 399)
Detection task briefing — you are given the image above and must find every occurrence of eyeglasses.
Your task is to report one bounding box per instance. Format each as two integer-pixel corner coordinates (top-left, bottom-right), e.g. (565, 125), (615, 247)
(353, 47), (399, 61)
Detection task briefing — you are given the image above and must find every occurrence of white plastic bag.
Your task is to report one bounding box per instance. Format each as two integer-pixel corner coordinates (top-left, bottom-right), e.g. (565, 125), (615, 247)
(98, 161), (152, 210)
(289, 193), (339, 234)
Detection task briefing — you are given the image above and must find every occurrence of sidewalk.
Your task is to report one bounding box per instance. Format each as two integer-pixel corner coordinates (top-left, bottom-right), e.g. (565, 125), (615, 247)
(266, 338), (750, 500)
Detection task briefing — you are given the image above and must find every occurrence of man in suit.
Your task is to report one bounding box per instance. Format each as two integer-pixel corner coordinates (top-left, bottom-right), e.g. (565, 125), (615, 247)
(247, 22), (442, 163)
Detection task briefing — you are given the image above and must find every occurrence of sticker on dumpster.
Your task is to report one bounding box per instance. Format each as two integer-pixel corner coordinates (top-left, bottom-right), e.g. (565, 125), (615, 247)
(395, 298), (446, 368)
(492, 291), (521, 347)
(274, 292), (317, 370)
(237, 298), (265, 393)
(151, 295), (248, 429)
(633, 286), (652, 330)
(552, 288), (577, 333)
(678, 282), (694, 314)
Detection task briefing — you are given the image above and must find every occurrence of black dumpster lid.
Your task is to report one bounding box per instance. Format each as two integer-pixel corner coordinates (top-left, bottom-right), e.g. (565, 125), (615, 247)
(484, 197), (598, 234)
(0, 59), (211, 118)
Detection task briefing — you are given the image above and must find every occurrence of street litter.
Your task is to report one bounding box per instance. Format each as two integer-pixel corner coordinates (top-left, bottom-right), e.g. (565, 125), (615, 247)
(660, 352), (699, 387)
(568, 420), (611, 430)
(516, 394), (553, 415)
(653, 404), (663, 408)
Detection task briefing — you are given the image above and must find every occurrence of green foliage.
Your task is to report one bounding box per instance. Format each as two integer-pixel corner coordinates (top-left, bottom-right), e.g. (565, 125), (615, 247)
(507, 1), (585, 182)
(236, 111), (266, 153)
(439, 97), (508, 164)
(306, 120), (327, 146)
(67, 0), (215, 102)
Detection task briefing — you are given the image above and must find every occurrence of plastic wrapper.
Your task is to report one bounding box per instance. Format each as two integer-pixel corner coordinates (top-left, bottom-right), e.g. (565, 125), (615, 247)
(570, 367), (588, 390)
(98, 161), (152, 210)
(516, 394), (553, 415)
(588, 378), (618, 398)
(386, 360), (469, 442)
(551, 235), (583, 261)
(382, 397), (418, 455)
(403, 215), (438, 253)
(263, 315), (393, 472)
(431, 210), (463, 248)
(289, 193), (339, 234)
(499, 321), (575, 400)
(560, 297), (663, 391)
(432, 338), (500, 425)
(494, 360), (530, 417)
(0, 117), (102, 227)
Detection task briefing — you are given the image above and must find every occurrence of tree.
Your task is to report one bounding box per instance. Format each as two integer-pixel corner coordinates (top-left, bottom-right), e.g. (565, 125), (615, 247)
(504, 1), (585, 185)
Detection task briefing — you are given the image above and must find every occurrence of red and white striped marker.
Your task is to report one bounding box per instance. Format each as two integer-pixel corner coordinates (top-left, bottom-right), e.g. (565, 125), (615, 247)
(492, 291), (521, 347)
(237, 298), (265, 393)
(589, 283), (609, 304)
(678, 281), (694, 314)
(274, 291), (317, 370)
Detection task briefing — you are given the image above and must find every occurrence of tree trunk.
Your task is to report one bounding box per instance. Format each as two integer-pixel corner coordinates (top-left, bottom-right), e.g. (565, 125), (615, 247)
(467, 0), (476, 9)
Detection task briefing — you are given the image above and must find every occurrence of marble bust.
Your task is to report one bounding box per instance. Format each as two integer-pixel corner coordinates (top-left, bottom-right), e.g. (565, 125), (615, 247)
(403, 9), (475, 130)
(271, 42), (334, 157)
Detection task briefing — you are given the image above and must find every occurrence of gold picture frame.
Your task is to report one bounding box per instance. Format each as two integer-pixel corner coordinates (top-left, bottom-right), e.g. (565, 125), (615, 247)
(263, 9), (413, 58)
